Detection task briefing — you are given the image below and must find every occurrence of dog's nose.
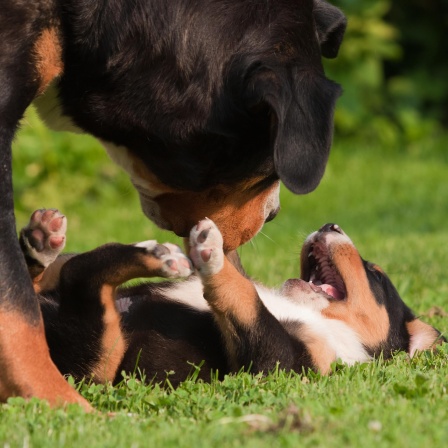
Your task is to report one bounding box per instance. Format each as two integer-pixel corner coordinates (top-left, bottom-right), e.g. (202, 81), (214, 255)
(265, 206), (280, 223)
(319, 223), (343, 234)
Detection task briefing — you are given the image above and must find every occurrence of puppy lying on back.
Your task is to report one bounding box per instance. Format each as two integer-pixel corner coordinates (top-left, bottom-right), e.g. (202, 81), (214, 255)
(20, 209), (444, 386)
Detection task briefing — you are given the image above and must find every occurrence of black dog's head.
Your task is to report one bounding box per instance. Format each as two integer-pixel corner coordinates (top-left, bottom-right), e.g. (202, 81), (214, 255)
(60, 0), (346, 250)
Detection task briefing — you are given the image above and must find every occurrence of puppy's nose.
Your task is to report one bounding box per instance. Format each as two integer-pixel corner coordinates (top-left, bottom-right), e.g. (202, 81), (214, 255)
(319, 223), (343, 234)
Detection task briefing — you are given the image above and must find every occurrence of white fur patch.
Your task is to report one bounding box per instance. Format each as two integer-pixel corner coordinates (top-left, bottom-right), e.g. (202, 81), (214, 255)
(263, 181), (280, 220)
(160, 277), (210, 312)
(116, 297), (133, 314)
(134, 240), (158, 250)
(23, 237), (60, 268)
(159, 277), (370, 366)
(255, 285), (370, 365)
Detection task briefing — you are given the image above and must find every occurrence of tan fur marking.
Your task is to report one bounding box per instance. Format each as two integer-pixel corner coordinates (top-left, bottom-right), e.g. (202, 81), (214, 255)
(90, 285), (127, 383)
(34, 28), (63, 95)
(201, 257), (261, 370)
(89, 250), (177, 381)
(32, 272), (45, 294)
(110, 253), (174, 287)
(109, 146), (279, 250)
(156, 182), (278, 251)
(0, 309), (91, 410)
(296, 326), (336, 374)
(407, 319), (443, 357)
(202, 257), (259, 327)
(32, 254), (75, 293)
(322, 245), (390, 348)
(372, 264), (384, 273)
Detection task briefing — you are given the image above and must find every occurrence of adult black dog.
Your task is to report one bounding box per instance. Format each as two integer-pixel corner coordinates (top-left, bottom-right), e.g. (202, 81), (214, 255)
(0, 0), (346, 408)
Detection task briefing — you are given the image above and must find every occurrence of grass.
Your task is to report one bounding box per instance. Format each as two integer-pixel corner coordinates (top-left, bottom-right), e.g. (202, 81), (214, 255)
(2, 108), (447, 447)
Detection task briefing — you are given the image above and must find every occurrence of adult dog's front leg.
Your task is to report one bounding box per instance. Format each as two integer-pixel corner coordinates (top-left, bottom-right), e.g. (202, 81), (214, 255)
(189, 219), (299, 373)
(0, 4), (90, 408)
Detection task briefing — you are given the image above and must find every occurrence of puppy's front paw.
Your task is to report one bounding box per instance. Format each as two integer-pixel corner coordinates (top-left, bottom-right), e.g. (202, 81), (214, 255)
(189, 219), (224, 276)
(21, 209), (67, 267)
(135, 240), (193, 278)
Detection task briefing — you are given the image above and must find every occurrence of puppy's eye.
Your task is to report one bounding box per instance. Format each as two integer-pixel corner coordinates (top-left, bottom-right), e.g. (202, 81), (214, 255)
(367, 263), (384, 282)
(373, 270), (384, 282)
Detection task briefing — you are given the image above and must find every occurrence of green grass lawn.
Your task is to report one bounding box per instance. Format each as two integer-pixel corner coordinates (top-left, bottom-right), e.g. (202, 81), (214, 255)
(1, 109), (447, 447)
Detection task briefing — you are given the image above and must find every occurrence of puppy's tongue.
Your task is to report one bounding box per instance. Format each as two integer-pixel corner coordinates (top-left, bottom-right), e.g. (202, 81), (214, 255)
(320, 284), (344, 300)
(283, 279), (345, 300)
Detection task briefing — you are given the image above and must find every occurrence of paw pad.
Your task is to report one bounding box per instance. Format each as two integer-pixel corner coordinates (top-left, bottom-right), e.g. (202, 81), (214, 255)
(134, 241), (193, 278)
(22, 208), (67, 267)
(189, 219), (224, 275)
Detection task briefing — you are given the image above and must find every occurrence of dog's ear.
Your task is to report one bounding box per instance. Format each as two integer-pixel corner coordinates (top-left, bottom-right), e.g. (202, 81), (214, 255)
(407, 318), (446, 357)
(313, 0), (347, 58)
(248, 70), (341, 194)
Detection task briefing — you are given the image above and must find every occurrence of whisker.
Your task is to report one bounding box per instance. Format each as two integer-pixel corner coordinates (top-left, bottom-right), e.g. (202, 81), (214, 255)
(258, 230), (277, 245)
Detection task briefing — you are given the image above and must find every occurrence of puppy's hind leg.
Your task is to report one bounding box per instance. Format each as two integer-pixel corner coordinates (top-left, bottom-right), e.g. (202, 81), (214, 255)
(53, 241), (192, 383)
(19, 208), (73, 293)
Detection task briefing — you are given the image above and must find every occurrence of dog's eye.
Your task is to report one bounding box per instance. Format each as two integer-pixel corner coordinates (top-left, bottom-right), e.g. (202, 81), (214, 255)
(373, 270), (384, 282)
(367, 263), (384, 282)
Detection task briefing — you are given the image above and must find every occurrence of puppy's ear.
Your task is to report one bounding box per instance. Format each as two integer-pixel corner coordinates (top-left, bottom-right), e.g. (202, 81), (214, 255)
(407, 318), (445, 357)
(313, 0), (347, 58)
(251, 71), (341, 194)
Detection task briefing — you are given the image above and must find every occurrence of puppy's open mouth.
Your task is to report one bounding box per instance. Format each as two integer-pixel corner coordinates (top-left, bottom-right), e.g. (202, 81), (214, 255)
(302, 241), (346, 300)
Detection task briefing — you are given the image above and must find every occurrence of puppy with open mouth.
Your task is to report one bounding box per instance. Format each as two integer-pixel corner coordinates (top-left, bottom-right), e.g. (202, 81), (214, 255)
(21, 210), (445, 386)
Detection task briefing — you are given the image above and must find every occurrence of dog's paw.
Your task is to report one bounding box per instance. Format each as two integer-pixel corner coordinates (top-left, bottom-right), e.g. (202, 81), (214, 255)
(189, 218), (224, 275)
(134, 240), (193, 278)
(21, 209), (67, 267)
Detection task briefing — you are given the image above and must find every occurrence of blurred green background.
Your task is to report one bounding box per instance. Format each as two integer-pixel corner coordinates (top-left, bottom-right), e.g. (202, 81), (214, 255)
(11, 0), (448, 324)
(326, 0), (447, 145)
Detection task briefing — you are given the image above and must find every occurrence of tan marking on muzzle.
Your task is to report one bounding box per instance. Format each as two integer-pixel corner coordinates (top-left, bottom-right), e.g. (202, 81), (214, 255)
(155, 181), (279, 251)
(321, 244), (390, 348)
(106, 144), (279, 250)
